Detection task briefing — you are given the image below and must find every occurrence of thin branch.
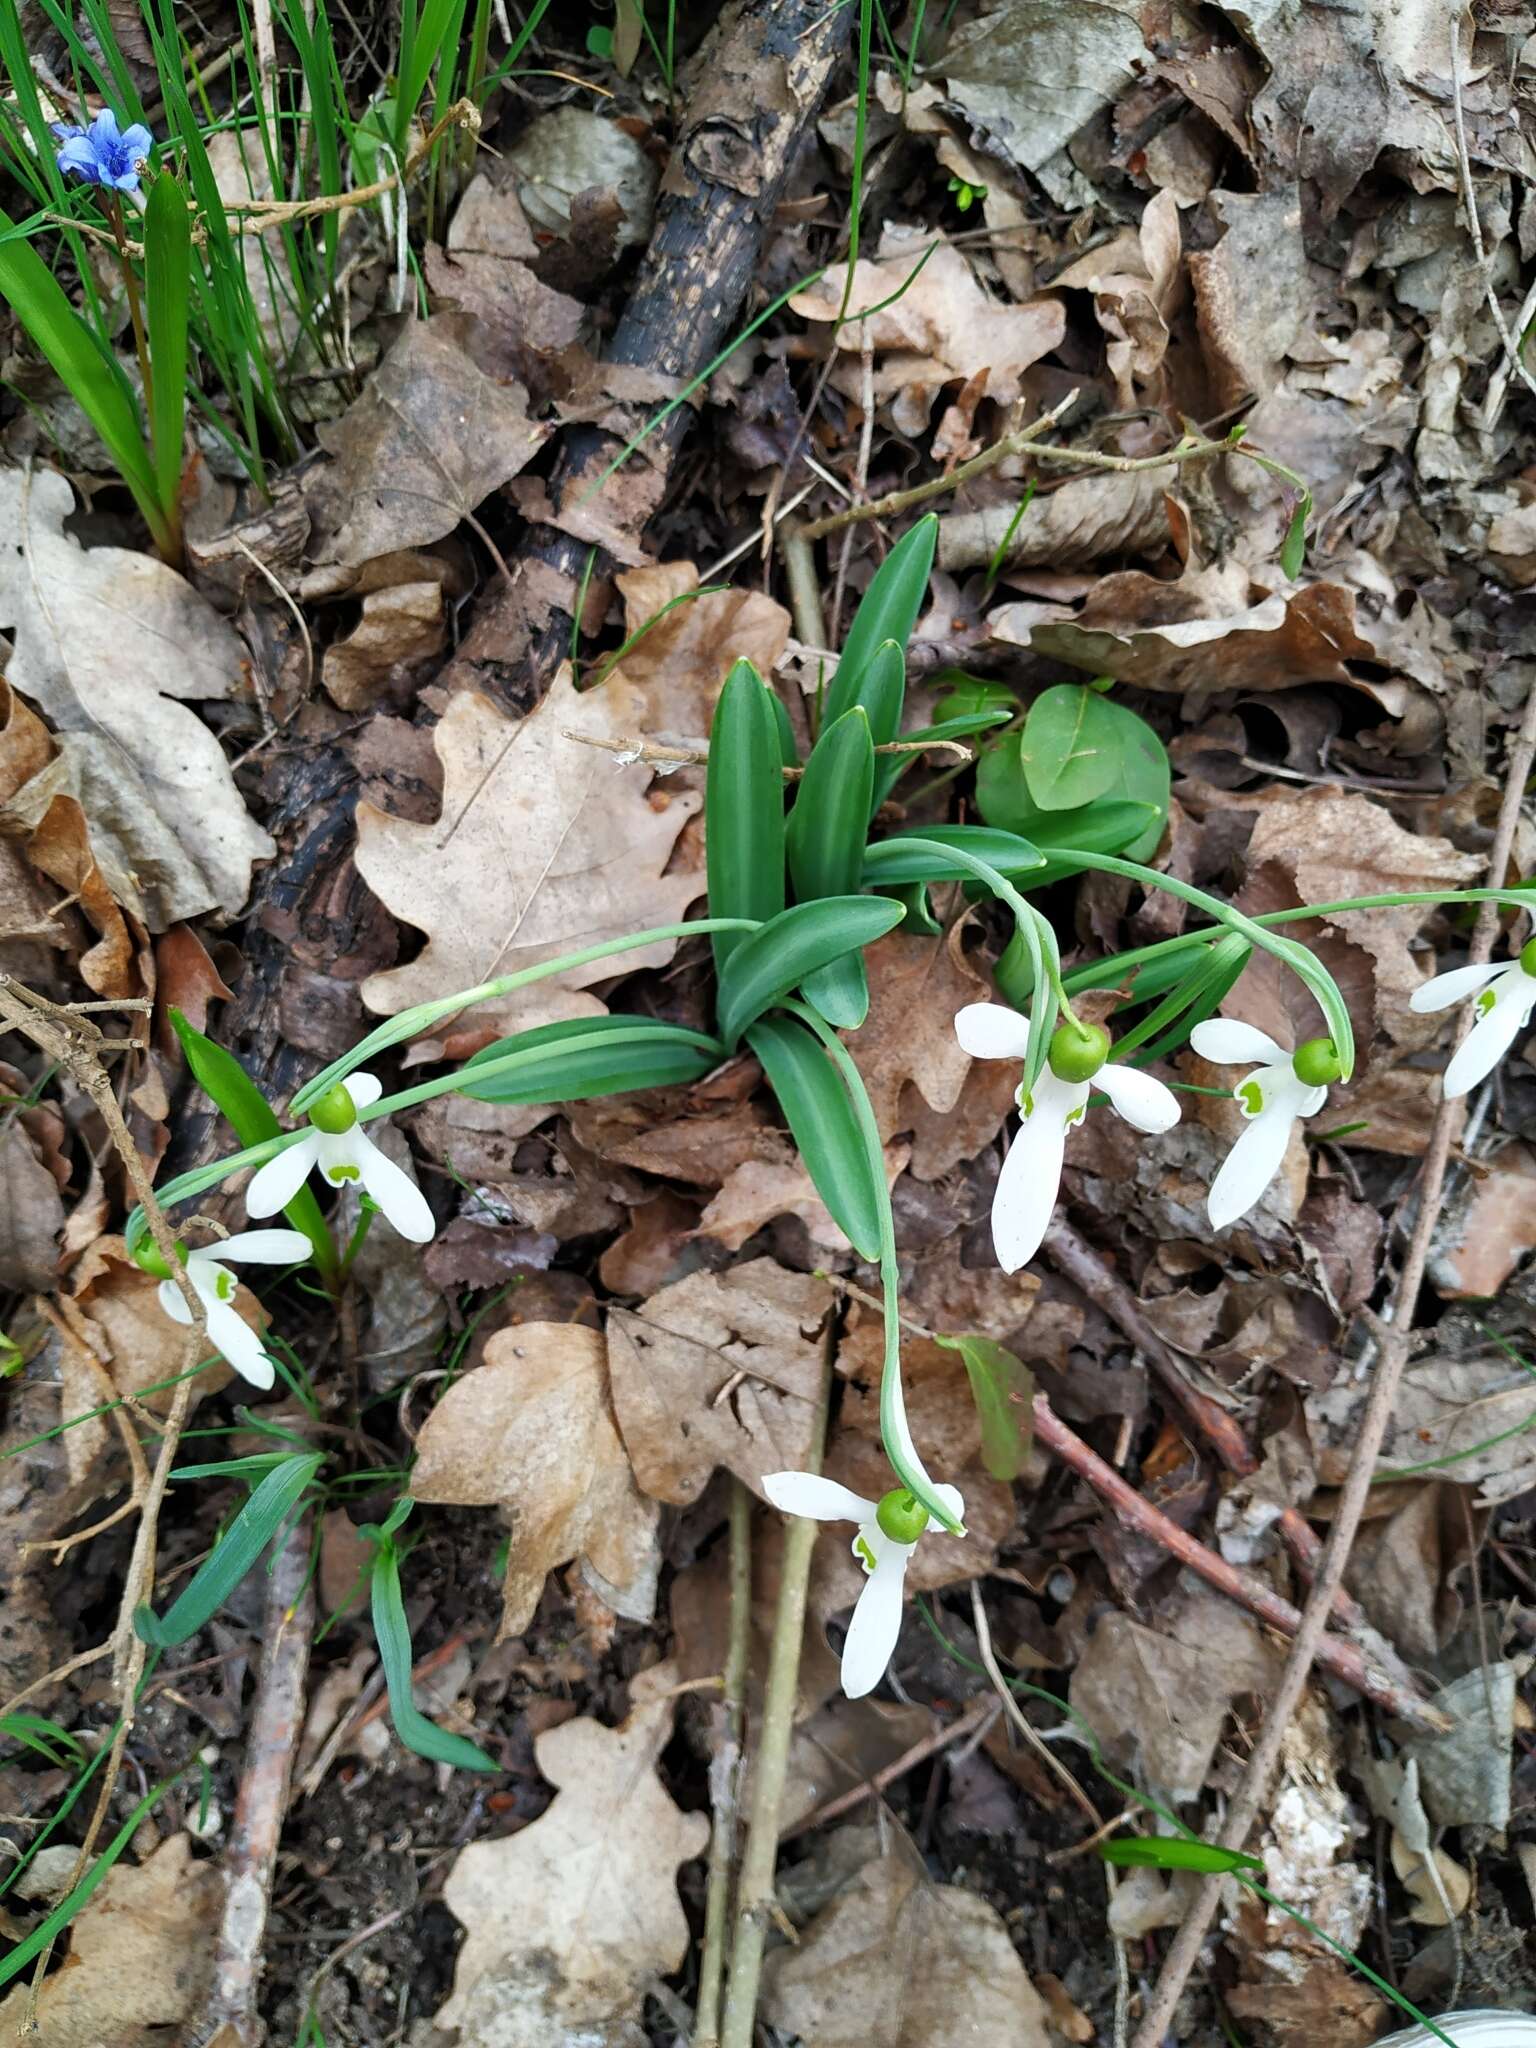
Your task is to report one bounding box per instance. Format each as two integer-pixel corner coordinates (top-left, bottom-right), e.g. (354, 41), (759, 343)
(560, 728), (972, 773)
(694, 1478), (752, 2048)
(1449, 21), (1536, 415)
(1031, 1396), (1450, 1733)
(1127, 676), (1536, 2048)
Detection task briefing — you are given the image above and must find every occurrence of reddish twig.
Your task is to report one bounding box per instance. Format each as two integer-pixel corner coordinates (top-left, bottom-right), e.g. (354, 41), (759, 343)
(1127, 677), (1536, 2048)
(203, 1507), (315, 2043)
(1043, 1218), (1430, 1701)
(1030, 1395), (1449, 1734)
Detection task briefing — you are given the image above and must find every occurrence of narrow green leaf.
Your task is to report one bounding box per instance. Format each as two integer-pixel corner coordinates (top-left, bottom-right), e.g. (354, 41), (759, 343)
(169, 1008), (334, 1272)
(1280, 489), (1313, 579)
(136, 1452), (323, 1647)
(715, 896), (906, 1047)
(706, 659), (786, 976)
(769, 687), (800, 767)
(801, 956), (870, 1029)
(1100, 1837), (1263, 1874)
(748, 1016), (883, 1258)
(1008, 798), (1165, 886)
(934, 1334), (1033, 1481)
(863, 824), (1043, 886)
(142, 172), (190, 530)
(368, 1518), (495, 1771)
(458, 1016), (723, 1104)
(788, 706), (876, 902)
(824, 515), (937, 727)
(872, 708), (1013, 806)
(0, 202), (166, 550)
(849, 637), (907, 751)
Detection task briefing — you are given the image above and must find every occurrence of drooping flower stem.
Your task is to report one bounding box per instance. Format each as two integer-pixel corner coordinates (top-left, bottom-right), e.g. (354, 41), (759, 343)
(102, 193), (154, 427)
(782, 999), (963, 1535)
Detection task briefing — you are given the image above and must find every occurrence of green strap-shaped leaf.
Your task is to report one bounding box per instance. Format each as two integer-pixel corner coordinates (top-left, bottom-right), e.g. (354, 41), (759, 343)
(748, 1016), (883, 1258)
(458, 1015), (723, 1104)
(715, 896), (907, 1048)
(824, 514), (937, 727)
(788, 707), (877, 1029)
(934, 1334), (1033, 1481)
(136, 1451), (324, 1647)
(169, 1008), (334, 1272)
(368, 1520), (496, 1772)
(0, 202), (168, 553)
(142, 173), (190, 533)
(1100, 1837), (1263, 1874)
(706, 659), (786, 975)
(863, 824), (1044, 886)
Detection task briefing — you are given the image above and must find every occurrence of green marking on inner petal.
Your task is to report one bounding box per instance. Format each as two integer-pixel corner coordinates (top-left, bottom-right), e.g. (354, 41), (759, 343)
(853, 1532), (878, 1575)
(214, 1270), (235, 1301)
(324, 1162), (361, 1184)
(1017, 1082), (1033, 1118)
(1064, 1100), (1086, 1130)
(1477, 986), (1499, 1018)
(1236, 1076), (1265, 1116)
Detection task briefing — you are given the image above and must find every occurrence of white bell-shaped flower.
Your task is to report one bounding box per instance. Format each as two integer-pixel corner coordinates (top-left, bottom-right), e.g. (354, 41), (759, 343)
(144, 1230), (311, 1389)
(1189, 1020), (1341, 1228)
(1409, 940), (1536, 1099)
(246, 1072), (435, 1244)
(954, 1005), (1180, 1272)
(762, 1472), (965, 1698)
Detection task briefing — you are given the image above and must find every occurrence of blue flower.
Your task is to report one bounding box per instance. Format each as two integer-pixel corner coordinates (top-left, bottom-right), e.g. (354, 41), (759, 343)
(52, 108), (154, 193)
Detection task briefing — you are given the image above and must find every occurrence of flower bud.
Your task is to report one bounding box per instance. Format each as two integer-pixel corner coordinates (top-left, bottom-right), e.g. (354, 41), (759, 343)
(875, 1488), (930, 1543)
(308, 1081), (359, 1135)
(1047, 1020), (1110, 1084)
(1292, 1036), (1343, 1088)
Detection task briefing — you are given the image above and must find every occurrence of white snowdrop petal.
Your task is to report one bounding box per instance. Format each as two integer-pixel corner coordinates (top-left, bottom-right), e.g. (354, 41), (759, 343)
(1097, 1063), (1181, 1135)
(840, 1547), (911, 1699)
(953, 1002), (1032, 1061)
(762, 1472), (876, 1524)
(1189, 1018), (1289, 1066)
(204, 1296), (276, 1390)
(342, 1070), (384, 1109)
(352, 1130), (436, 1242)
(216, 1229), (313, 1265)
(157, 1277), (194, 1326)
(1208, 1105), (1297, 1230)
(245, 1133), (321, 1218)
(991, 1112), (1067, 1274)
(1442, 991), (1528, 1099)
(1407, 960), (1509, 1014)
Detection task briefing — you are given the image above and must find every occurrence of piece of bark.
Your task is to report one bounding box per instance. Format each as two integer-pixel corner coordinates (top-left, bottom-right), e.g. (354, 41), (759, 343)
(435, 0), (852, 716)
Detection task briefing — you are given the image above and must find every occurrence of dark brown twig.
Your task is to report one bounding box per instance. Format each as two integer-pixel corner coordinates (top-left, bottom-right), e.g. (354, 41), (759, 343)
(1030, 1396), (1449, 1734)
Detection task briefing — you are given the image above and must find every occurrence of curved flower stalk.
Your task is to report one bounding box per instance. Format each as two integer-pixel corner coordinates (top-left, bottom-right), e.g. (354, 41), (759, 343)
(956, 1006), (1180, 1272)
(245, 1073), (436, 1244)
(762, 1473), (965, 1698)
(1189, 1022), (1342, 1228)
(136, 1230), (311, 1388)
(1409, 939), (1536, 1098)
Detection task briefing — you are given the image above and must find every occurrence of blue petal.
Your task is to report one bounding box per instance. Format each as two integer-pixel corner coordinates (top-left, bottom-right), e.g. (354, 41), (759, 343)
(90, 107), (122, 147)
(109, 169), (142, 191)
(120, 124), (153, 160)
(56, 138), (104, 180)
(51, 121), (85, 141)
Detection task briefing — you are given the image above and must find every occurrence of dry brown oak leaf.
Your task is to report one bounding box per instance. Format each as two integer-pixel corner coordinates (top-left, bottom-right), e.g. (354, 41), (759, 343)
(435, 1672), (708, 2047)
(409, 1319), (659, 1636)
(352, 664), (701, 1029)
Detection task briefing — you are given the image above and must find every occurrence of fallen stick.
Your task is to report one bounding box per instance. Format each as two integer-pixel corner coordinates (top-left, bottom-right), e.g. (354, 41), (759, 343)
(1030, 1395), (1450, 1735)
(203, 1508), (316, 2044)
(1042, 1216), (1433, 1708)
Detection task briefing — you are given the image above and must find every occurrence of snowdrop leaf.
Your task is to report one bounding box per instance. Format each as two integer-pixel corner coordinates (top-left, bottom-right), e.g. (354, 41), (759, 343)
(872, 708), (1012, 806)
(458, 1016), (724, 1105)
(863, 823), (1043, 885)
(715, 897), (907, 1047)
(789, 707), (877, 1027)
(367, 1520), (496, 1772)
(747, 1016), (884, 1258)
(1099, 1837), (1263, 1874)
(824, 515), (936, 727)
(935, 1333), (1033, 1480)
(135, 1451), (323, 1647)
(706, 658), (787, 976)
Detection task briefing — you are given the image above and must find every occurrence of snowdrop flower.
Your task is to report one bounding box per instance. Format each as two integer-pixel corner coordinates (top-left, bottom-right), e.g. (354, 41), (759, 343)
(136, 1230), (310, 1389)
(1189, 1020), (1342, 1228)
(52, 108), (154, 193)
(1408, 939), (1536, 1098)
(762, 1473), (965, 1698)
(954, 1005), (1180, 1272)
(245, 1073), (435, 1243)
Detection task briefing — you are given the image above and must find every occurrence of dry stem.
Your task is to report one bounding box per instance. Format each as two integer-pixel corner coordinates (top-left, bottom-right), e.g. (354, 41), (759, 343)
(1126, 677), (1536, 2047)
(693, 1477), (752, 2048)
